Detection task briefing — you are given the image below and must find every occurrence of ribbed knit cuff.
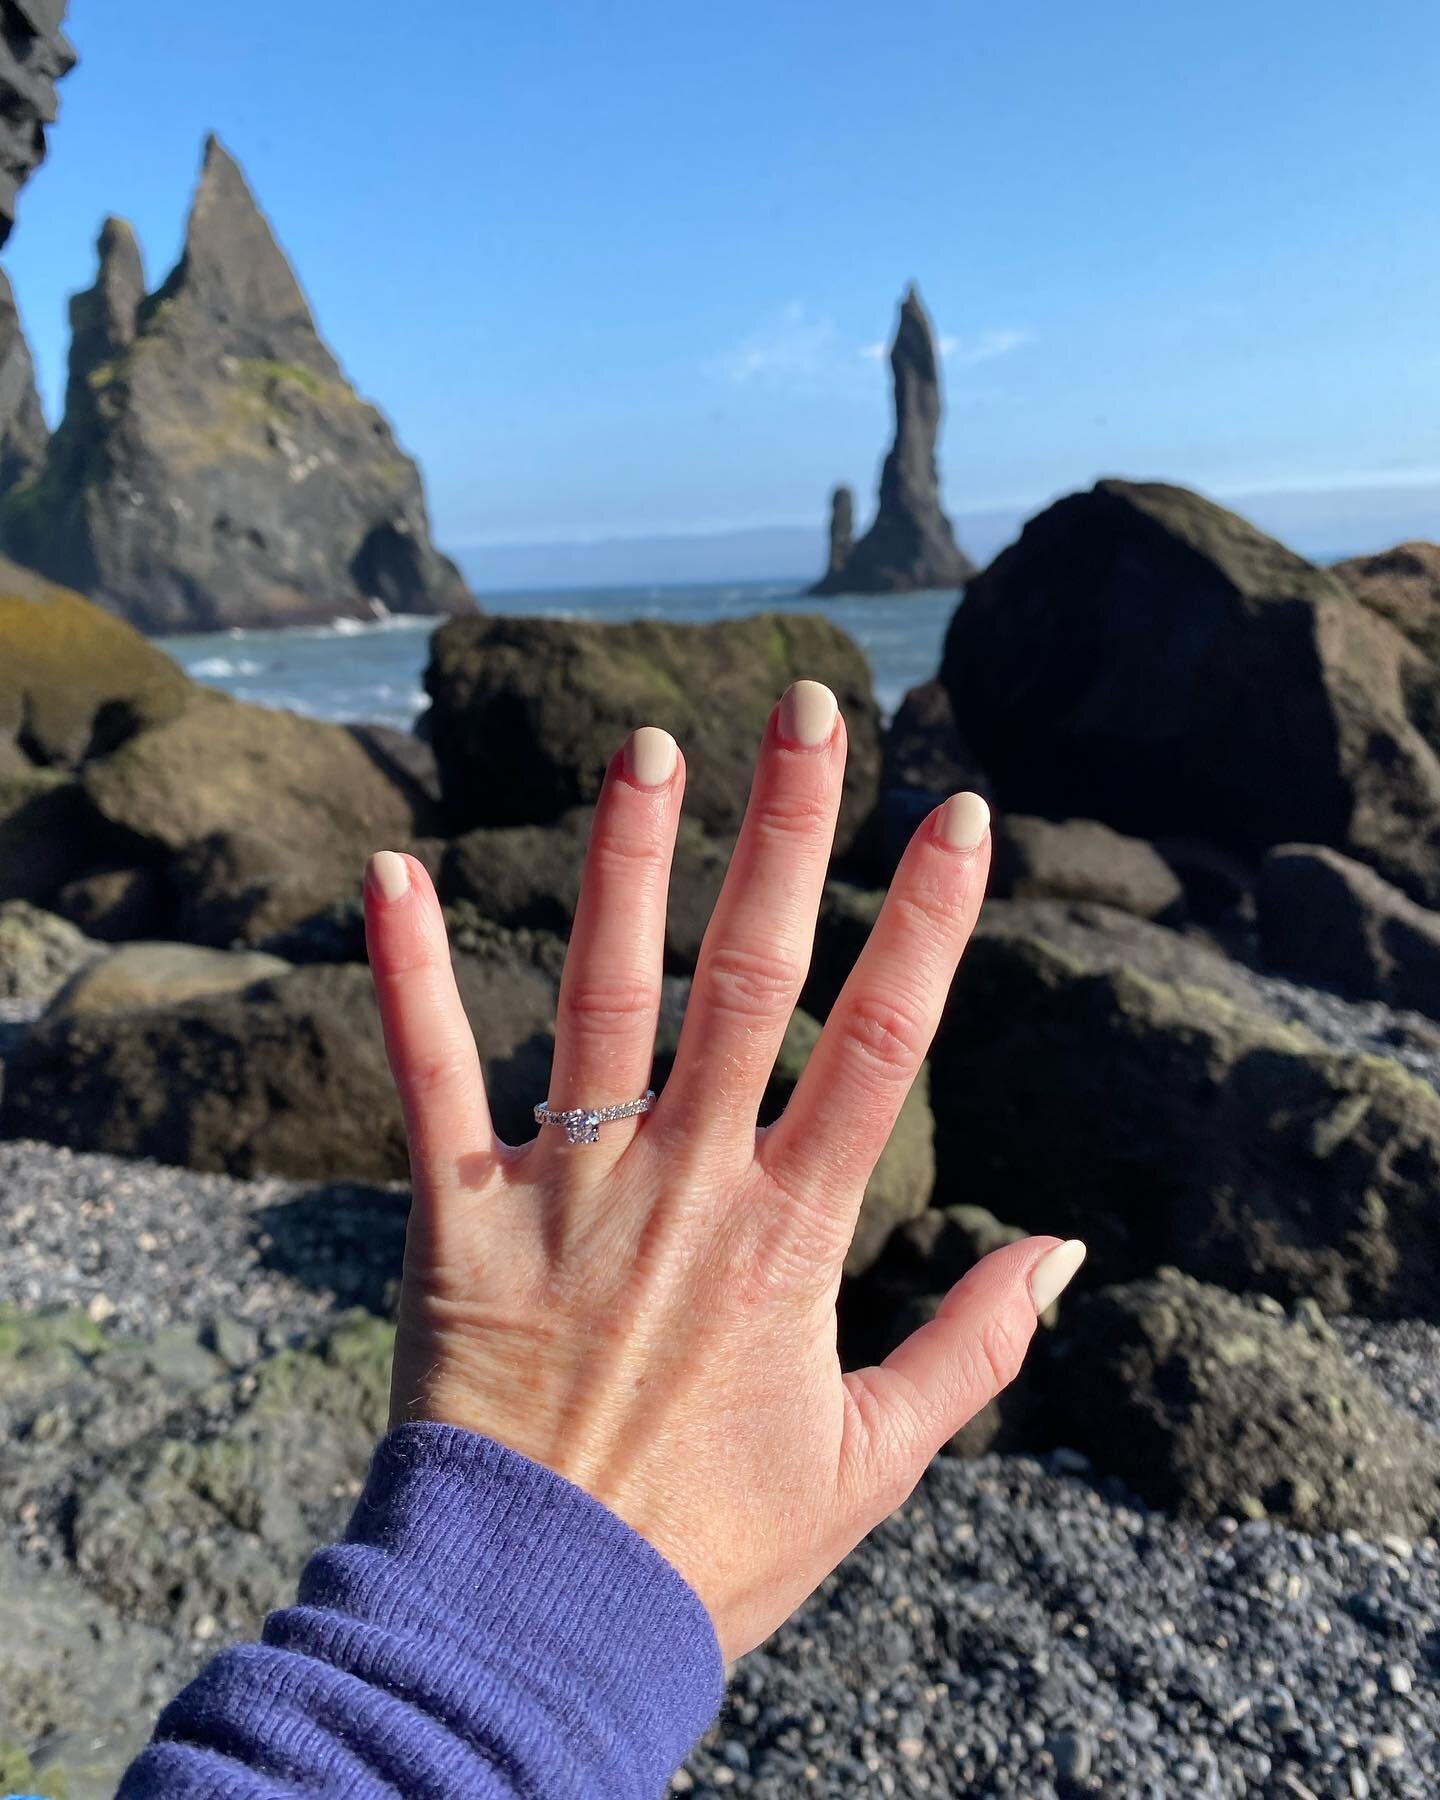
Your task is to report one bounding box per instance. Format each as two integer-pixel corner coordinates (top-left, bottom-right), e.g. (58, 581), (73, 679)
(287, 1421), (724, 1795)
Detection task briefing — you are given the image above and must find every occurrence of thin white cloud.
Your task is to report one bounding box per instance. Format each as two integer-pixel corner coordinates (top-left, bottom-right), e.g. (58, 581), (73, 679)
(705, 302), (844, 388)
(944, 327), (1032, 367)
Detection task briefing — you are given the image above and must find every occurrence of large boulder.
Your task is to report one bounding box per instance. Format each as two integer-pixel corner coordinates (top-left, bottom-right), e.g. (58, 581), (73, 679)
(0, 554), (192, 772)
(1259, 843), (1440, 1016)
(1047, 1271), (1440, 1536)
(1333, 540), (1440, 666)
(0, 0), (74, 249)
(1, 136), (473, 633)
(0, 938), (560, 1178)
(930, 927), (1440, 1316)
(423, 611), (882, 854)
(46, 941), (290, 1019)
(79, 690), (429, 943)
(808, 287), (974, 595)
(941, 481), (1440, 907)
(440, 807), (730, 973)
(989, 815), (1183, 921)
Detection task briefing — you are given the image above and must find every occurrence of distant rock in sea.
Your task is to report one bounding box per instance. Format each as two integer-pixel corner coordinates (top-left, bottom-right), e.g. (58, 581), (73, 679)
(0, 0), (75, 248)
(809, 285), (975, 596)
(0, 134), (474, 633)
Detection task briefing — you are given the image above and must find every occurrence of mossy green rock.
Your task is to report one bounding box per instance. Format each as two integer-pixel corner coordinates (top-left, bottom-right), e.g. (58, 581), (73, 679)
(73, 1314), (393, 1635)
(1048, 1271), (1440, 1536)
(932, 925), (1440, 1315)
(0, 554), (191, 770)
(424, 611), (881, 856)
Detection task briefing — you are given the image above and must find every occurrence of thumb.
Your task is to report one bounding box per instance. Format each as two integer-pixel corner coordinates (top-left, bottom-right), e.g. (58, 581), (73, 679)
(838, 1236), (1087, 1520)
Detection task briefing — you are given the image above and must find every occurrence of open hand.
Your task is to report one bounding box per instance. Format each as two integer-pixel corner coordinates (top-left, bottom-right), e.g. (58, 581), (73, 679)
(363, 679), (1084, 1658)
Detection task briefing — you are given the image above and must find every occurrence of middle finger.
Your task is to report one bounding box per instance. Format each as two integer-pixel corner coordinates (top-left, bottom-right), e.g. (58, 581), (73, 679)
(661, 680), (845, 1149)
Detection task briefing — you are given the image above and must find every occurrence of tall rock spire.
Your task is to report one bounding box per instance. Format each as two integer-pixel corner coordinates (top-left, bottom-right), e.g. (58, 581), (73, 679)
(809, 285), (974, 595)
(1, 133), (473, 633)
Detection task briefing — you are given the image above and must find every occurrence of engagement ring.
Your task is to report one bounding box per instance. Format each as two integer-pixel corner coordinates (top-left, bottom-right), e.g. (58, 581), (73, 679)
(533, 1090), (655, 1146)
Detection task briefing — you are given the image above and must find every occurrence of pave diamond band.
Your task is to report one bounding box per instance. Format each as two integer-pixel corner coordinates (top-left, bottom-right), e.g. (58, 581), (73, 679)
(533, 1090), (656, 1146)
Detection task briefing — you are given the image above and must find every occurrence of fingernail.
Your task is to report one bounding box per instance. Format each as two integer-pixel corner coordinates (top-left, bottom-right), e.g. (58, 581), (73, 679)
(367, 850), (410, 902)
(1030, 1240), (1087, 1314)
(778, 679), (838, 748)
(937, 791), (991, 851)
(624, 725), (678, 787)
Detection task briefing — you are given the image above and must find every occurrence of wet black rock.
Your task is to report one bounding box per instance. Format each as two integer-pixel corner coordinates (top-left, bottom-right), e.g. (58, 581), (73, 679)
(809, 287), (974, 595)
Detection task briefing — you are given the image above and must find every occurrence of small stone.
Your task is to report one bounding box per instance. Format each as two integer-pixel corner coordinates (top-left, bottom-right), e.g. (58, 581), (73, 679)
(897, 1738), (924, 1763)
(1370, 1733), (1404, 1763)
(86, 1292), (115, 1323)
(1385, 1662), (1413, 1696)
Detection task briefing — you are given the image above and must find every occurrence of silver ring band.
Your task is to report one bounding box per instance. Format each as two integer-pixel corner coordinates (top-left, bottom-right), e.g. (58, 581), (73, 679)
(533, 1089), (655, 1146)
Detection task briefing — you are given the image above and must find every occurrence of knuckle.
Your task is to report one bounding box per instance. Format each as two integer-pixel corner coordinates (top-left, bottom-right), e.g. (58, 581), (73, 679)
(836, 990), (930, 1083)
(888, 882), (957, 953)
(972, 1309), (1030, 1398)
(698, 942), (800, 1021)
(403, 1043), (473, 1107)
(748, 786), (835, 844)
(588, 825), (667, 883)
(560, 974), (659, 1034)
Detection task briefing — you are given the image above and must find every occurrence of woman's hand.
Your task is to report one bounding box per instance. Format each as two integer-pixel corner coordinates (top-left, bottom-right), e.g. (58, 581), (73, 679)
(363, 680), (1084, 1659)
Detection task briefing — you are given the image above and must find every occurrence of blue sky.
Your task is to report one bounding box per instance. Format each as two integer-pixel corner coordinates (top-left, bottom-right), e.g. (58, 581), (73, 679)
(5, 0), (1439, 565)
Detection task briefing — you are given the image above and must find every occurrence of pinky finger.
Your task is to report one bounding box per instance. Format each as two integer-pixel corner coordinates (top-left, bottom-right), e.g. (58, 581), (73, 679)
(364, 851), (495, 1183)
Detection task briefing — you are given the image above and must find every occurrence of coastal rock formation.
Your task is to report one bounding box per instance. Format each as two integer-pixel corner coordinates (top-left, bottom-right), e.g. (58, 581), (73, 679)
(0, 273), (47, 496)
(0, 0), (75, 247)
(821, 485), (854, 582)
(942, 481), (1440, 907)
(1048, 1272), (1440, 1537)
(1333, 539), (1440, 666)
(809, 286), (974, 595)
(1258, 843), (1440, 1016)
(930, 924), (1440, 1315)
(1, 136), (473, 632)
(423, 612), (882, 855)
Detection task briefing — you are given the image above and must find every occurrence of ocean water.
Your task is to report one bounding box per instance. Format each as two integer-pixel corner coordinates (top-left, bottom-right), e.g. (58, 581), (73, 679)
(156, 581), (958, 729)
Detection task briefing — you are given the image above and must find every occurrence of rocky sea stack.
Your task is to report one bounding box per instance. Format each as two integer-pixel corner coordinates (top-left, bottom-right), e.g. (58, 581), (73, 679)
(0, 135), (473, 633)
(809, 285), (974, 596)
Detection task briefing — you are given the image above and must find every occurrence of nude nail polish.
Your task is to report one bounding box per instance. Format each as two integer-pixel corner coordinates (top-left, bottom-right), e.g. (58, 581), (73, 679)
(624, 725), (678, 786)
(778, 680), (837, 747)
(367, 850), (410, 902)
(1030, 1240), (1087, 1314)
(937, 791), (991, 851)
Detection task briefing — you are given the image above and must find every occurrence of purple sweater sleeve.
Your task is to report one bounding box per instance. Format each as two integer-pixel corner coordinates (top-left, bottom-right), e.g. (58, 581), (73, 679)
(117, 1422), (724, 1798)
